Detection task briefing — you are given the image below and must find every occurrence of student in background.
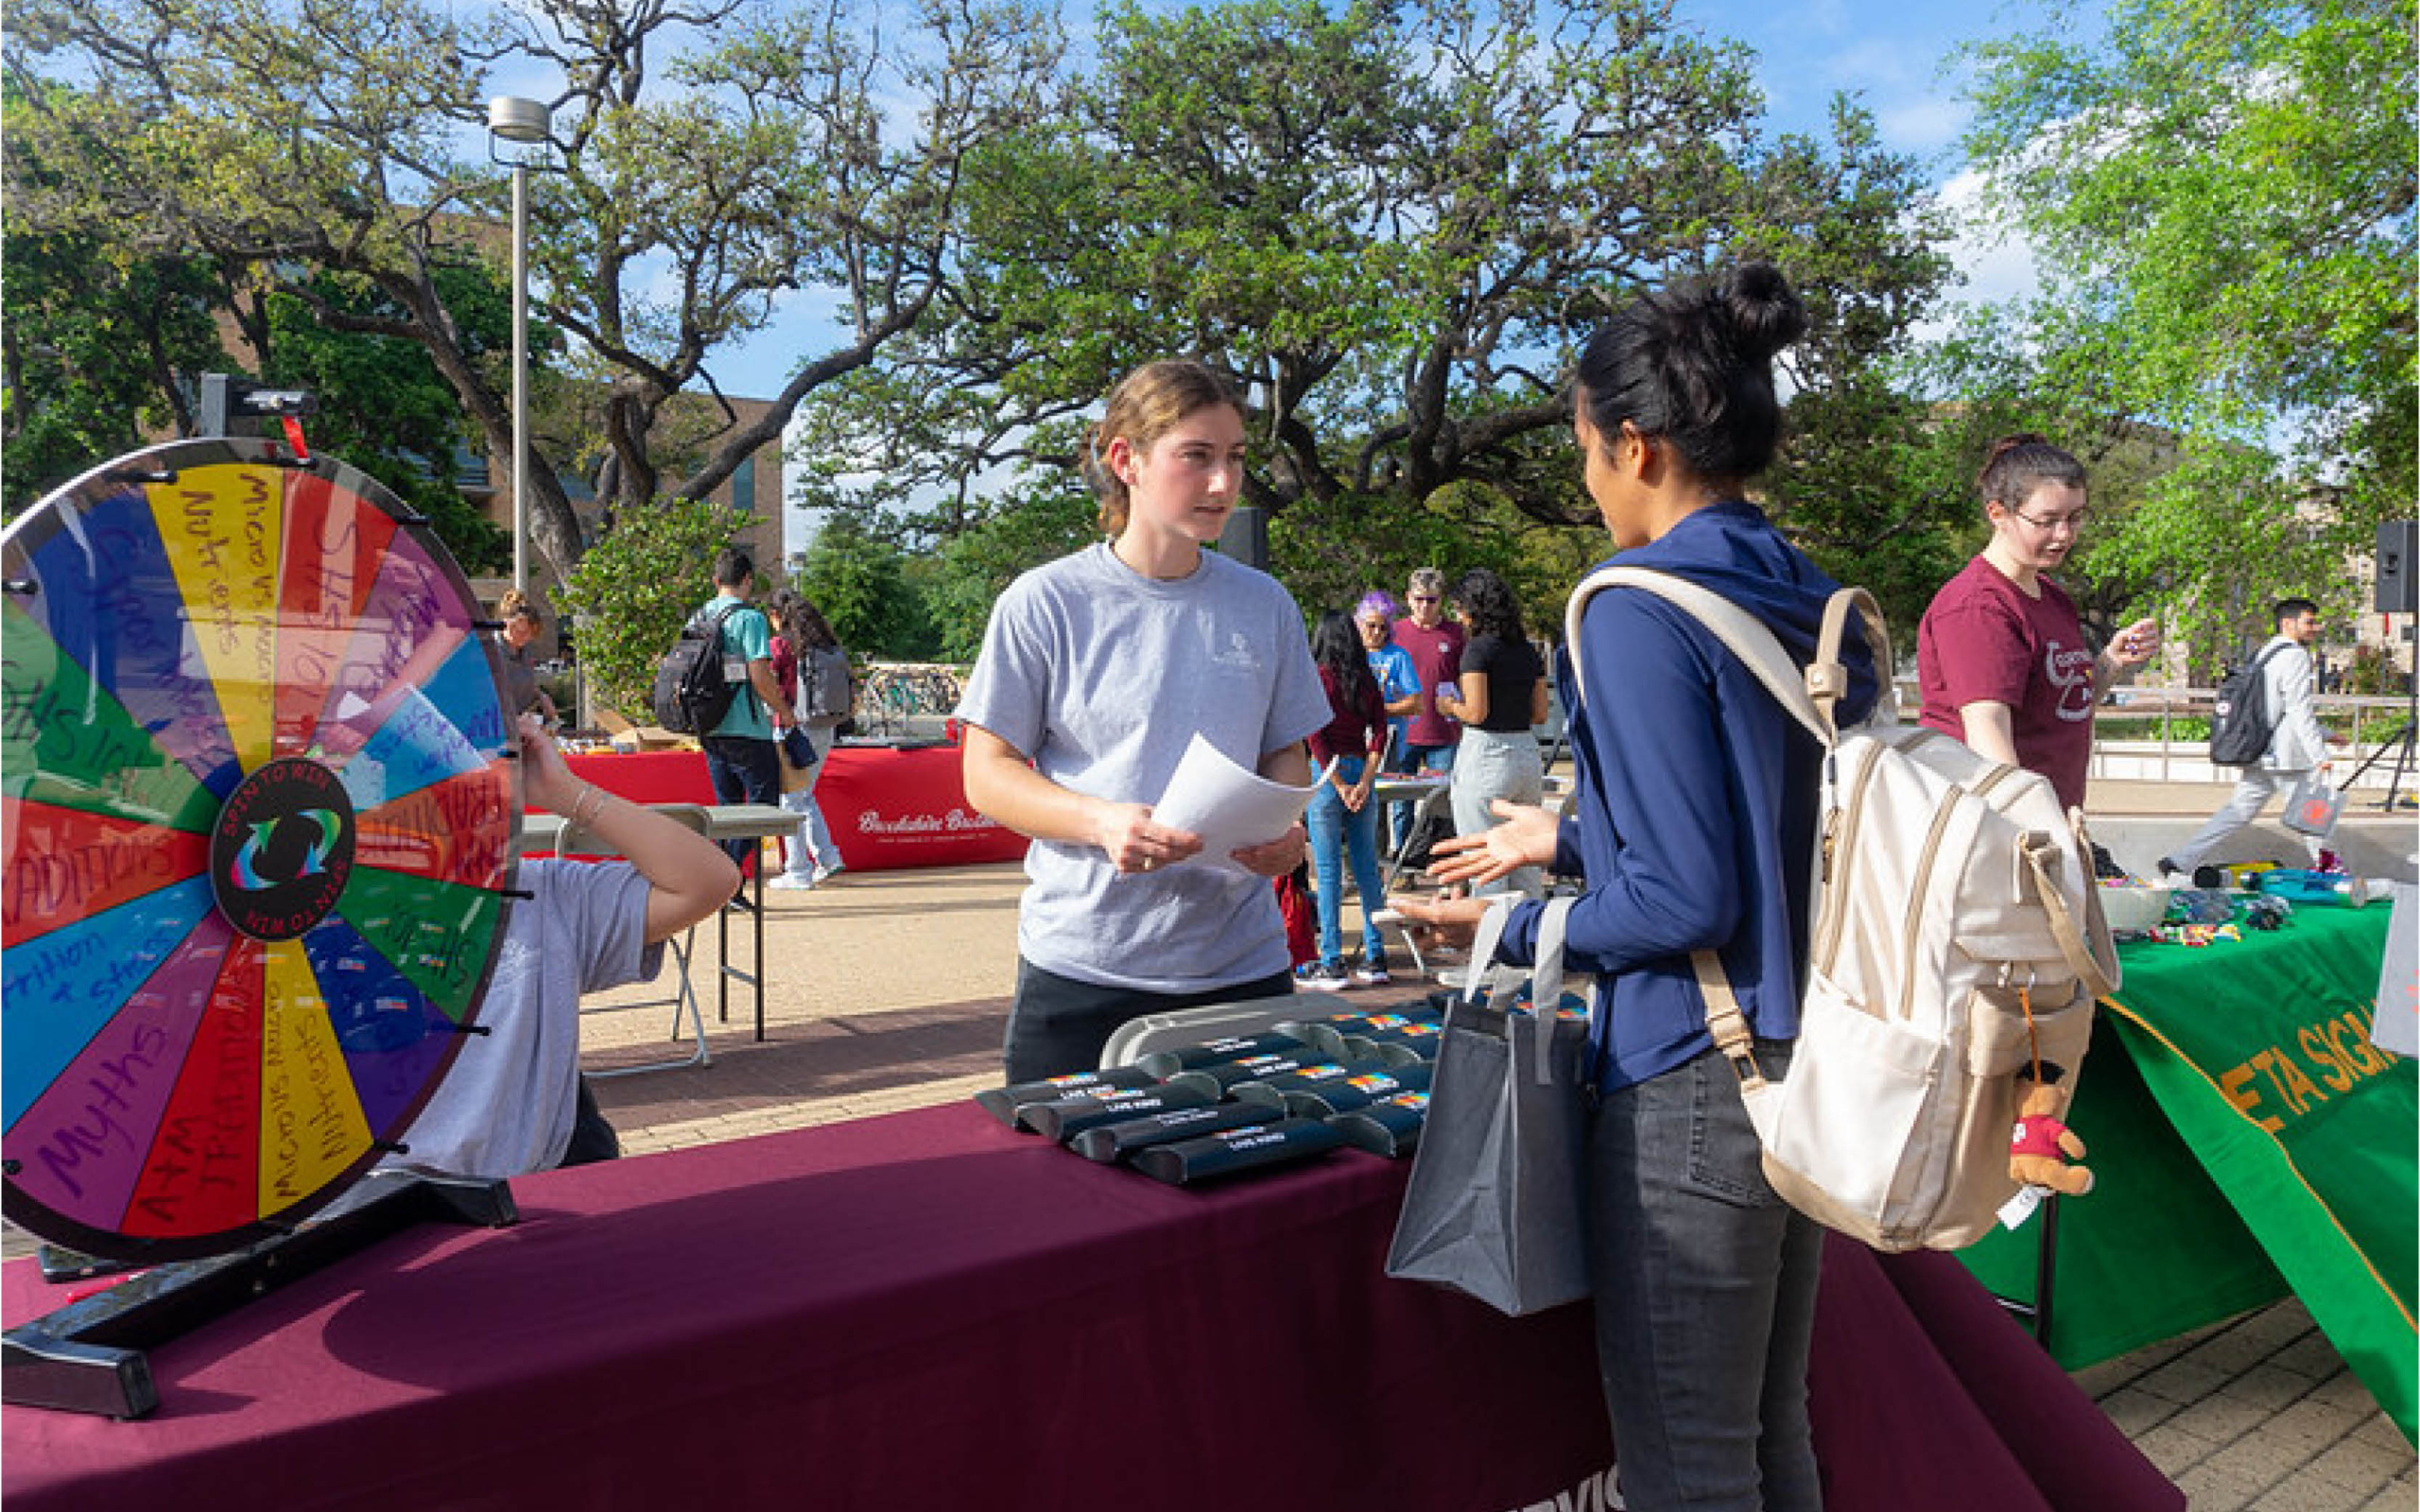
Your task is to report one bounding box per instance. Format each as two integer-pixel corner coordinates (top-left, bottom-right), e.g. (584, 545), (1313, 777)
(691, 549), (798, 878)
(2160, 597), (2337, 880)
(1301, 610), (1394, 989)
(493, 589), (559, 726)
(1387, 567), (1466, 849)
(769, 590), (852, 890)
(1436, 567), (1548, 898)
(1357, 590), (1424, 773)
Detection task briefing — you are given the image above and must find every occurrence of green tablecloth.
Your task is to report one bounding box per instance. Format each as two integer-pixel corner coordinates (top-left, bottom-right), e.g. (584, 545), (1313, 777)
(1960, 904), (2414, 1442)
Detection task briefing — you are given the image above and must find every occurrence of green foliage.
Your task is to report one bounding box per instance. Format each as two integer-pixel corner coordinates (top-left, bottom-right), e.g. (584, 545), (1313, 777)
(0, 234), (232, 514)
(2342, 644), (2408, 697)
(554, 497), (754, 718)
(925, 487), (1103, 661)
(801, 0), (1955, 600)
(1961, 0), (2417, 625)
(8, 0), (1063, 581)
(793, 515), (941, 661)
(259, 270), (511, 574)
(2, 79), (234, 511)
(1269, 484), (1582, 642)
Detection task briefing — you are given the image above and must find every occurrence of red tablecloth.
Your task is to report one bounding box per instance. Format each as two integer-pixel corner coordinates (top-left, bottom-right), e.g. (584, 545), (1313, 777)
(560, 744), (1027, 871)
(3, 1104), (2176, 1512)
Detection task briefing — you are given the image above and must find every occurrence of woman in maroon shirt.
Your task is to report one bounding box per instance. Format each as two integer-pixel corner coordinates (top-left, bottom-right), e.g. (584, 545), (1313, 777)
(1302, 610), (1393, 988)
(1916, 434), (2161, 810)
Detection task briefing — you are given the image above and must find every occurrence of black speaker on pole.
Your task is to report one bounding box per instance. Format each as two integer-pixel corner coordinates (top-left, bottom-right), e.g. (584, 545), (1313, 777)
(1219, 505), (1270, 572)
(2377, 520), (2418, 614)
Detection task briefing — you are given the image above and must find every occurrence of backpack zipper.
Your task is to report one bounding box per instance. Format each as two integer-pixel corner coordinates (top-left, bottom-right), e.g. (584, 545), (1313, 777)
(1897, 786), (1968, 1018)
(1813, 740), (1881, 972)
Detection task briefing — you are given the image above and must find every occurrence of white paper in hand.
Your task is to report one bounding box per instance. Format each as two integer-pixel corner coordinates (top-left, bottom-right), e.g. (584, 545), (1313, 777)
(1150, 732), (1316, 872)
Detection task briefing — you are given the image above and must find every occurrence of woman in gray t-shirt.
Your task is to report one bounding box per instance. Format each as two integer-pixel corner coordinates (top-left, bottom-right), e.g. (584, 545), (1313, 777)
(957, 361), (1331, 1081)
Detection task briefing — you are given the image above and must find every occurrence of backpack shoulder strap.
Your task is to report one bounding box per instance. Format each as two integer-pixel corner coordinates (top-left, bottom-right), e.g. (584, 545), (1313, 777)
(698, 602), (761, 714)
(1565, 565), (1855, 747)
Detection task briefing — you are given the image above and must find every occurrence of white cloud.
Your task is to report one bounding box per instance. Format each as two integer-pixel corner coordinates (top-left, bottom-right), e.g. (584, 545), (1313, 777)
(1912, 167), (2043, 335)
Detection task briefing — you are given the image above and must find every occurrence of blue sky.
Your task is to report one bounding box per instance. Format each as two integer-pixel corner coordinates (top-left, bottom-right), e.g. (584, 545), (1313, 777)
(1685, 0), (2004, 163)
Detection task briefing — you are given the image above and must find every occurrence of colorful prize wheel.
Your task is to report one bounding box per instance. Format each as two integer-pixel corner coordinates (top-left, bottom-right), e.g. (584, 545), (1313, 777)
(2, 438), (521, 1262)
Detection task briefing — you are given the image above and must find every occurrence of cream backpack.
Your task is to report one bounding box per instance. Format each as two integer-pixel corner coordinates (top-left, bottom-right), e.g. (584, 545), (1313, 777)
(1566, 566), (2118, 1251)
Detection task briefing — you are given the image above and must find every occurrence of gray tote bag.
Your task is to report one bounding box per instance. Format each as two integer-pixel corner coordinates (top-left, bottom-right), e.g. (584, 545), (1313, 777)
(1384, 896), (1591, 1316)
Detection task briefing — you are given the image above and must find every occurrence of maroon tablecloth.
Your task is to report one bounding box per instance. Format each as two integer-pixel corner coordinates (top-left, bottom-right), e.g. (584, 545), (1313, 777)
(1, 1104), (2177, 1511)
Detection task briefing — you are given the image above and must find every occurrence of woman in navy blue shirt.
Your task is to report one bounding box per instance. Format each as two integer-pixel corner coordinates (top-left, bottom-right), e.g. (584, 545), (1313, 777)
(1395, 262), (1872, 1512)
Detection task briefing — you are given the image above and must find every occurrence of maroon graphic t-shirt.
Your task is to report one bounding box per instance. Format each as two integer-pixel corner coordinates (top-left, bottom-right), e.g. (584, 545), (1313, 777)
(1916, 556), (2097, 810)
(1391, 616), (1467, 749)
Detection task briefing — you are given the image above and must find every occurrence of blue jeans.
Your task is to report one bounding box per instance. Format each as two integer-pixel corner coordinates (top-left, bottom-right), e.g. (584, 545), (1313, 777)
(1305, 757), (1386, 968)
(778, 721), (840, 878)
(1585, 1042), (1822, 1512)
(701, 734), (781, 871)
(1389, 739), (1456, 851)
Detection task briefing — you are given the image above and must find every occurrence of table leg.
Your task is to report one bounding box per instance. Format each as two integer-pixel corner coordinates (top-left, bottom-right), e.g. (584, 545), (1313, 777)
(752, 855), (766, 1042)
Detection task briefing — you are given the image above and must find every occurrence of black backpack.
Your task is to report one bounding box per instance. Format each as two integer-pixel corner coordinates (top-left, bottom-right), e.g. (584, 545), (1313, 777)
(652, 604), (753, 733)
(2208, 643), (2284, 765)
(801, 645), (853, 721)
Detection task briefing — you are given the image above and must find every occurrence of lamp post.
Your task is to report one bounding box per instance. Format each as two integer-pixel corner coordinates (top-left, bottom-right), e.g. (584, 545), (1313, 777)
(487, 95), (551, 595)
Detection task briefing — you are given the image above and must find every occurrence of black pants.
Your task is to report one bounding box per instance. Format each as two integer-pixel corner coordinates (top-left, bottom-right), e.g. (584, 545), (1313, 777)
(561, 1074), (622, 1166)
(1003, 957), (1297, 1083)
(701, 733), (781, 870)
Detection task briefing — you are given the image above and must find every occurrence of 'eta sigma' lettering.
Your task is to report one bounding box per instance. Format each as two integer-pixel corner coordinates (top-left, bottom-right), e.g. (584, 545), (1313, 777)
(2216, 1005), (2396, 1133)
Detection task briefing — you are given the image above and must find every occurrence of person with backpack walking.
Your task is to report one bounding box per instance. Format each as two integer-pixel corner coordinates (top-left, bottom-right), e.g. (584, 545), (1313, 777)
(1392, 263), (1877, 1511)
(1914, 435), (2161, 812)
(691, 548), (797, 880)
(1301, 610), (1395, 989)
(768, 590), (852, 890)
(958, 359), (1331, 1082)
(2160, 598), (2336, 881)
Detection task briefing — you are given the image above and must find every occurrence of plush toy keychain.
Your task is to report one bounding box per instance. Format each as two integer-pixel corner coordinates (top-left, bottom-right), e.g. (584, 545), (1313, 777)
(2010, 1064), (2094, 1195)
(2006, 981), (2095, 1195)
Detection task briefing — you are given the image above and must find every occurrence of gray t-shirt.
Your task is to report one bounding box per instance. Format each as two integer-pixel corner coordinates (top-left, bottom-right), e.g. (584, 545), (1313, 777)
(958, 543), (1329, 992)
(385, 858), (663, 1180)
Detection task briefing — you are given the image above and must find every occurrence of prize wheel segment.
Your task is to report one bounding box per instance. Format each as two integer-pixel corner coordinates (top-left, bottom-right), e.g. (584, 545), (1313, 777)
(2, 438), (520, 1261)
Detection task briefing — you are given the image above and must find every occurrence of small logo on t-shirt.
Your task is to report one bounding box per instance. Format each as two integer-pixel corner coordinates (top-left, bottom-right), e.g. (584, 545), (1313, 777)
(2044, 641), (2098, 722)
(1211, 631), (1259, 669)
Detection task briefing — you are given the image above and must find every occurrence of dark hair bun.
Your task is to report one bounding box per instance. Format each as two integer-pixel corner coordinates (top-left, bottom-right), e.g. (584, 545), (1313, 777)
(1714, 261), (1808, 365)
(1985, 432), (2051, 467)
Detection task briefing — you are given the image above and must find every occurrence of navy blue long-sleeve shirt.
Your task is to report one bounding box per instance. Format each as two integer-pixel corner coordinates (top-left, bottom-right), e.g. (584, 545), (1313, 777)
(1495, 502), (1876, 1092)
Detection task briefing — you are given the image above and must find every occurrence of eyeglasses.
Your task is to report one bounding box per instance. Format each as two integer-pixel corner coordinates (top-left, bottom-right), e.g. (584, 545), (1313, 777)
(2007, 506), (2089, 535)
(1409, 594), (1439, 604)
